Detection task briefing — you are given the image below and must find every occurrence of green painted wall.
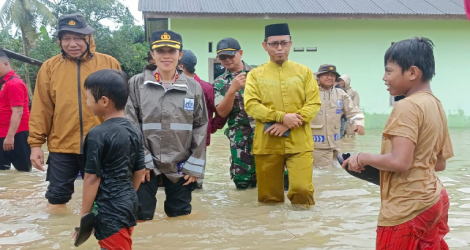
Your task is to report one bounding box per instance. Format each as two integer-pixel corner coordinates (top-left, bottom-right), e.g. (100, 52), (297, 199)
(170, 18), (470, 128)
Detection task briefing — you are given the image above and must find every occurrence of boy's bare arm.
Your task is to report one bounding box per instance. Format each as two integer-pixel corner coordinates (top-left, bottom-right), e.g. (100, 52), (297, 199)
(81, 173), (101, 217)
(133, 169), (145, 190)
(344, 136), (415, 173)
(435, 160), (446, 172)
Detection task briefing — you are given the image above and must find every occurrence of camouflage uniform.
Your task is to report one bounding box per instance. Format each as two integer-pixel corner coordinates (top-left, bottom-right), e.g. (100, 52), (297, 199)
(213, 62), (256, 189)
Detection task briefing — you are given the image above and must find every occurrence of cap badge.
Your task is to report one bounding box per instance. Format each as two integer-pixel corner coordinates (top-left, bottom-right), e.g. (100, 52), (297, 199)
(161, 32), (171, 40)
(329, 66), (334, 71)
(68, 20), (76, 26)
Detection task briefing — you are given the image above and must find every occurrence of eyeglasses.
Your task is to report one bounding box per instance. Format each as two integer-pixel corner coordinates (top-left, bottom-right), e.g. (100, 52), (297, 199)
(266, 41), (291, 48)
(218, 54), (235, 61)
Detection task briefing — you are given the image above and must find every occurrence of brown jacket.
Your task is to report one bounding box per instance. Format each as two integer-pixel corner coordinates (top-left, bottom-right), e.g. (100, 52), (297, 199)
(311, 86), (364, 149)
(28, 35), (121, 153)
(126, 67), (208, 182)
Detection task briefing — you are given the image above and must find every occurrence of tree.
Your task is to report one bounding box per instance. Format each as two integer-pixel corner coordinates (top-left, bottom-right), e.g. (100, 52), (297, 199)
(51, 0), (132, 30)
(96, 25), (148, 77)
(0, 0), (55, 94)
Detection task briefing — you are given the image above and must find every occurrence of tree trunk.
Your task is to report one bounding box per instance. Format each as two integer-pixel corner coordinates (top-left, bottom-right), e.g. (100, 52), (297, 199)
(20, 26), (33, 99)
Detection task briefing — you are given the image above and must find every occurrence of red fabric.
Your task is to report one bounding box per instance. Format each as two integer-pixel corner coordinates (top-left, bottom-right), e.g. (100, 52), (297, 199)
(465, 0), (470, 22)
(376, 189), (450, 250)
(0, 70), (30, 138)
(194, 74), (227, 146)
(98, 227), (134, 250)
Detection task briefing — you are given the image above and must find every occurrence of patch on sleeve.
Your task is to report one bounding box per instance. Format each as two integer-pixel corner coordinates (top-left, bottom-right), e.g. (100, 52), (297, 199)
(184, 98), (195, 111)
(337, 99), (343, 109)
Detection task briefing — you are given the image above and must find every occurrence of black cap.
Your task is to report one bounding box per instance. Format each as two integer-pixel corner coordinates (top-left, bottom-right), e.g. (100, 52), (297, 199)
(143, 51), (152, 61)
(216, 38), (241, 56)
(150, 30), (183, 50)
(180, 50), (197, 68)
(316, 64), (340, 78)
(265, 23), (290, 38)
(55, 13), (94, 36)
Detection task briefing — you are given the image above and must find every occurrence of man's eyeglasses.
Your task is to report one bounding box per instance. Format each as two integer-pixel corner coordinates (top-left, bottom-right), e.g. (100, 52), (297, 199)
(266, 41), (291, 48)
(218, 54), (235, 61)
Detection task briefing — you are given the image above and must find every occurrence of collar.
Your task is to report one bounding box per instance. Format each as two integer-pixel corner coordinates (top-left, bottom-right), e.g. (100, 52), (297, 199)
(1, 70), (16, 84)
(320, 85), (334, 92)
(267, 59), (290, 68)
(154, 68), (179, 83)
(222, 61), (252, 80)
(143, 68), (188, 92)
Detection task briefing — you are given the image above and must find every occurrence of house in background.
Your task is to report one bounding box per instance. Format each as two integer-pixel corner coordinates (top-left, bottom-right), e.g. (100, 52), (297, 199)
(138, 0), (470, 128)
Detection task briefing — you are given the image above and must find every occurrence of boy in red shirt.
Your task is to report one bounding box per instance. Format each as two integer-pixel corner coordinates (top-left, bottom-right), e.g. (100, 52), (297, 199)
(0, 51), (31, 172)
(343, 37), (453, 250)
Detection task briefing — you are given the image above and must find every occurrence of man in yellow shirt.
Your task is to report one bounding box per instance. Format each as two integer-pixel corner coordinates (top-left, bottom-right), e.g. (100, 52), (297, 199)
(244, 23), (321, 206)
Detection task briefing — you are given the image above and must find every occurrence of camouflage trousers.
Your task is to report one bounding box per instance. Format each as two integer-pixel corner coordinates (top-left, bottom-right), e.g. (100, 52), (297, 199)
(229, 143), (256, 189)
(226, 130), (256, 189)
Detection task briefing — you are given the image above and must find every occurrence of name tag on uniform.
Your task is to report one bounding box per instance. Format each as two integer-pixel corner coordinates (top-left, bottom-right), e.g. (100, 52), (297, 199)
(184, 98), (194, 111)
(337, 99), (343, 109)
(336, 109), (342, 114)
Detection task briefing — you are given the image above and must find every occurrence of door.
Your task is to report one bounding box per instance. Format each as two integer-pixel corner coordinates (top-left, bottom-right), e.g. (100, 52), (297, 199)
(208, 58), (225, 83)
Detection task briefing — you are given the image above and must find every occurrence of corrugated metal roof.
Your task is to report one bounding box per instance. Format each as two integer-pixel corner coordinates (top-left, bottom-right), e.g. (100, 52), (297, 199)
(138, 0), (466, 15)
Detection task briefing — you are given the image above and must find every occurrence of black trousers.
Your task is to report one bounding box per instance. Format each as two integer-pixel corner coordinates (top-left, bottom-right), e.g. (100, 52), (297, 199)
(0, 131), (31, 172)
(45, 153), (84, 205)
(136, 172), (197, 220)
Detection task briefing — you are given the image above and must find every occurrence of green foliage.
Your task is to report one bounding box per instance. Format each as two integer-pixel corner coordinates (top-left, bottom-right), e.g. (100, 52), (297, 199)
(95, 25), (148, 77)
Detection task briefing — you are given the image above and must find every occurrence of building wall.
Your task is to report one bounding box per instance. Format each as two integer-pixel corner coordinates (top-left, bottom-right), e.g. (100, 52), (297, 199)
(169, 18), (470, 128)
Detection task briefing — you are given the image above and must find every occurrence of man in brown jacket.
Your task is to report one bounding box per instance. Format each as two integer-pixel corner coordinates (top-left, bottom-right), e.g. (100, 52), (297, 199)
(28, 13), (121, 209)
(311, 64), (365, 168)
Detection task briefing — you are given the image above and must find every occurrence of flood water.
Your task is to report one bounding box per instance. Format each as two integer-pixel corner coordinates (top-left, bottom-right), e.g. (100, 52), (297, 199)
(0, 129), (469, 250)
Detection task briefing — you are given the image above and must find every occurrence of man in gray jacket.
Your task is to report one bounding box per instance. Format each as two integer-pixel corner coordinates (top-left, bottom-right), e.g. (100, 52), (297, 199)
(126, 30), (208, 219)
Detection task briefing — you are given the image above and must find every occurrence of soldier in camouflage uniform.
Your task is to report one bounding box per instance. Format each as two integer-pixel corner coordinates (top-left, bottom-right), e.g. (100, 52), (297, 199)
(213, 38), (256, 189)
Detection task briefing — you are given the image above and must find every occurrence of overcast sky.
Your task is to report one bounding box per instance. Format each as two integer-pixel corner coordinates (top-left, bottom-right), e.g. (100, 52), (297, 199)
(0, 0), (144, 27)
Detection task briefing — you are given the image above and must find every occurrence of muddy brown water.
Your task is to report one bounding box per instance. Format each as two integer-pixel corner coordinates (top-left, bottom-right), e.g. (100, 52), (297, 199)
(0, 129), (469, 249)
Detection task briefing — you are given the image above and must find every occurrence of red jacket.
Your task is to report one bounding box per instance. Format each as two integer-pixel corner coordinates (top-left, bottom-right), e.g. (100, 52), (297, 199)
(194, 74), (227, 146)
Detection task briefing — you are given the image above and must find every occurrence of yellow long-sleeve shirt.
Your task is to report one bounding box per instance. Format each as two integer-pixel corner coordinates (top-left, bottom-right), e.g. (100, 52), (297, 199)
(244, 60), (321, 155)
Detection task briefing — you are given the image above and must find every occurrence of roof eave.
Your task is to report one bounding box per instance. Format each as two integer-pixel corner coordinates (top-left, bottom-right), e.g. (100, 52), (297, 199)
(143, 12), (467, 20)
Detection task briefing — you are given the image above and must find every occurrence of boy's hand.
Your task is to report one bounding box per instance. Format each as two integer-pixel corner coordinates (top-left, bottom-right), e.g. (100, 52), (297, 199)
(354, 125), (365, 135)
(72, 223), (79, 241)
(342, 154), (365, 172)
(183, 175), (198, 186)
(141, 169), (151, 183)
